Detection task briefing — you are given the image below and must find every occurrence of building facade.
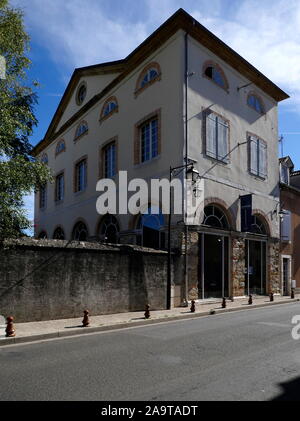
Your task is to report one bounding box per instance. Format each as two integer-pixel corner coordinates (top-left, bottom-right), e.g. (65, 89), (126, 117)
(33, 9), (289, 303)
(280, 157), (300, 294)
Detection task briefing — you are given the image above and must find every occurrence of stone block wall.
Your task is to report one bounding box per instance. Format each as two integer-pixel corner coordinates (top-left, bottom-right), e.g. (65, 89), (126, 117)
(0, 238), (171, 322)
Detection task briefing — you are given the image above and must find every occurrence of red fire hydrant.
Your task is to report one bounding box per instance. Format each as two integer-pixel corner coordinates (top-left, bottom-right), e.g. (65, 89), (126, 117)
(190, 300), (196, 313)
(82, 310), (90, 327)
(5, 316), (15, 337)
(144, 304), (150, 319)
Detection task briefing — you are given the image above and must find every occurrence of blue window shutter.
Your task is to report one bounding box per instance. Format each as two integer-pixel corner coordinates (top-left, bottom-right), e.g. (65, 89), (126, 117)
(258, 140), (267, 178)
(217, 116), (229, 162)
(281, 210), (291, 242)
(206, 113), (217, 158)
(250, 136), (258, 175)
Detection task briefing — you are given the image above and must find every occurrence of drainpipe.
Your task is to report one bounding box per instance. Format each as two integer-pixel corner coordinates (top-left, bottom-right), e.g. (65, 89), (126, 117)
(183, 32), (189, 306)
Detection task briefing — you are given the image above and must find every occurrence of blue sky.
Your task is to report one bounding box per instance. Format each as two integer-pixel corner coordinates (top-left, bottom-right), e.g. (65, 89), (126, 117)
(11, 0), (300, 230)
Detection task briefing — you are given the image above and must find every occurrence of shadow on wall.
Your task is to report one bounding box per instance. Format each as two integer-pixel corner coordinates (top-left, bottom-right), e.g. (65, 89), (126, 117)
(272, 376), (300, 401)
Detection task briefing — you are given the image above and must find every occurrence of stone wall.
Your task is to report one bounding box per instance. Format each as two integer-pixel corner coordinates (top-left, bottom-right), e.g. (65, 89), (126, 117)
(268, 240), (281, 293)
(0, 238), (172, 323)
(232, 236), (246, 296)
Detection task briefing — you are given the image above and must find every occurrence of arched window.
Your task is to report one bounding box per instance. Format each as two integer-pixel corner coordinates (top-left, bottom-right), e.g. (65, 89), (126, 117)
(98, 214), (119, 243)
(72, 221), (89, 241)
(135, 62), (161, 95)
(55, 139), (65, 156)
(251, 215), (267, 235)
(41, 153), (48, 164)
(76, 82), (87, 105)
(74, 121), (88, 140)
(38, 231), (47, 239)
(100, 96), (118, 121)
(136, 206), (165, 249)
(202, 205), (229, 229)
(203, 62), (228, 91)
(53, 227), (65, 240)
(247, 93), (264, 114)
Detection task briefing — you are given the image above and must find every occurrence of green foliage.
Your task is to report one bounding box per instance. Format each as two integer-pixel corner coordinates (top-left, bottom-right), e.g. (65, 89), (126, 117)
(0, 0), (52, 241)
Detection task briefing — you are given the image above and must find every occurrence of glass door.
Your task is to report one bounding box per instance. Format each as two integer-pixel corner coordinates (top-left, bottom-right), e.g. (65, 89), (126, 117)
(199, 234), (229, 299)
(245, 240), (266, 295)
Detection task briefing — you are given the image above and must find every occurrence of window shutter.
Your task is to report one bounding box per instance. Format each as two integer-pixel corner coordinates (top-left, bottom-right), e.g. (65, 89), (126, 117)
(206, 112), (217, 158)
(258, 140), (267, 178)
(249, 136), (258, 175)
(217, 117), (228, 162)
(281, 210), (291, 242)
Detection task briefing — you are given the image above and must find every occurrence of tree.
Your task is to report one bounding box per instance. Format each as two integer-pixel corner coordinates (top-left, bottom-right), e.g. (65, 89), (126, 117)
(0, 0), (51, 241)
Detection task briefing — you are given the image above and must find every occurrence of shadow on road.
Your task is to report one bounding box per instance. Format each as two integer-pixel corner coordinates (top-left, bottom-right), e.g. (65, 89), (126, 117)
(272, 376), (300, 401)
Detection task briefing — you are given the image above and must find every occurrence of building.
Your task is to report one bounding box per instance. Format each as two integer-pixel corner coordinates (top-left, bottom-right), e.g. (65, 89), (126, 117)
(280, 156), (300, 294)
(33, 9), (289, 303)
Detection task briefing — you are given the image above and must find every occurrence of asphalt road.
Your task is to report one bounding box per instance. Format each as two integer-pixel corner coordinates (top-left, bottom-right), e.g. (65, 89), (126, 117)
(1, 302), (300, 401)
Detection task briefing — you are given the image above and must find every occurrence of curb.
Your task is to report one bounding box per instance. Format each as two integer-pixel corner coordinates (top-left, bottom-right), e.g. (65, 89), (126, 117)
(0, 298), (299, 347)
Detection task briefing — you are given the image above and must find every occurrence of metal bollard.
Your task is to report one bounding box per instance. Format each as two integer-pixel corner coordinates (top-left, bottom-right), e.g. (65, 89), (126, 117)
(222, 297), (226, 308)
(5, 316), (15, 337)
(270, 292), (274, 302)
(190, 300), (196, 313)
(144, 304), (150, 319)
(82, 310), (90, 327)
(248, 295), (253, 305)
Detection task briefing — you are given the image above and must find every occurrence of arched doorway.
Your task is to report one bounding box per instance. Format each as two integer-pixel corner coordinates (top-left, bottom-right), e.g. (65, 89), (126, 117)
(72, 221), (88, 241)
(53, 227), (65, 240)
(136, 206), (165, 249)
(98, 215), (119, 244)
(199, 205), (230, 299)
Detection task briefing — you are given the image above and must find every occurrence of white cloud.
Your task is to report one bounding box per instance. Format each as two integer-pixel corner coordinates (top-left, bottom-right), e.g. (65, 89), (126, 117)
(12, 0), (299, 109)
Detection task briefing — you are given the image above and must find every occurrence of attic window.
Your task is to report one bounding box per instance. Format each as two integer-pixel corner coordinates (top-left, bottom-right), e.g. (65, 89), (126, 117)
(76, 82), (87, 105)
(247, 93), (264, 114)
(100, 96), (118, 121)
(55, 139), (66, 156)
(135, 62), (161, 96)
(74, 121), (88, 140)
(203, 61), (229, 91)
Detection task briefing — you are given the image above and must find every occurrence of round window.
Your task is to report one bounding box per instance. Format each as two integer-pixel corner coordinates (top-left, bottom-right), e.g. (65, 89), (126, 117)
(76, 83), (87, 105)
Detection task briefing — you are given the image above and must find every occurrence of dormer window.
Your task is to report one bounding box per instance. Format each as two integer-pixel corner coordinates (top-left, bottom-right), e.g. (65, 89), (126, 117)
(280, 164), (290, 184)
(74, 121), (88, 140)
(76, 82), (87, 106)
(203, 61), (229, 91)
(135, 62), (161, 96)
(100, 96), (118, 122)
(247, 93), (264, 114)
(55, 139), (66, 156)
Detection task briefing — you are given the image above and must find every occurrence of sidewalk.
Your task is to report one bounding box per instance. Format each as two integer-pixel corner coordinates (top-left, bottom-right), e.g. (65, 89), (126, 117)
(0, 295), (299, 346)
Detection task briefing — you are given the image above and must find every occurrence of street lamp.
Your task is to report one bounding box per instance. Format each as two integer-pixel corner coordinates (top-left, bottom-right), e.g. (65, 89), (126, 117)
(166, 162), (200, 310)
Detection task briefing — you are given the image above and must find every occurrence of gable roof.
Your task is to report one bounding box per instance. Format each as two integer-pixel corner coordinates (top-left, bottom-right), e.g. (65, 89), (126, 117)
(32, 8), (289, 156)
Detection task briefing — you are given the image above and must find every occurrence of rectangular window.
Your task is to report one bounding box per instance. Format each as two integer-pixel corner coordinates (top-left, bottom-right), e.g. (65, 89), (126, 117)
(55, 173), (64, 202)
(39, 185), (47, 209)
(281, 210), (291, 242)
(104, 143), (116, 178)
(205, 112), (229, 163)
(249, 135), (267, 178)
(75, 159), (87, 192)
(141, 118), (158, 163)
